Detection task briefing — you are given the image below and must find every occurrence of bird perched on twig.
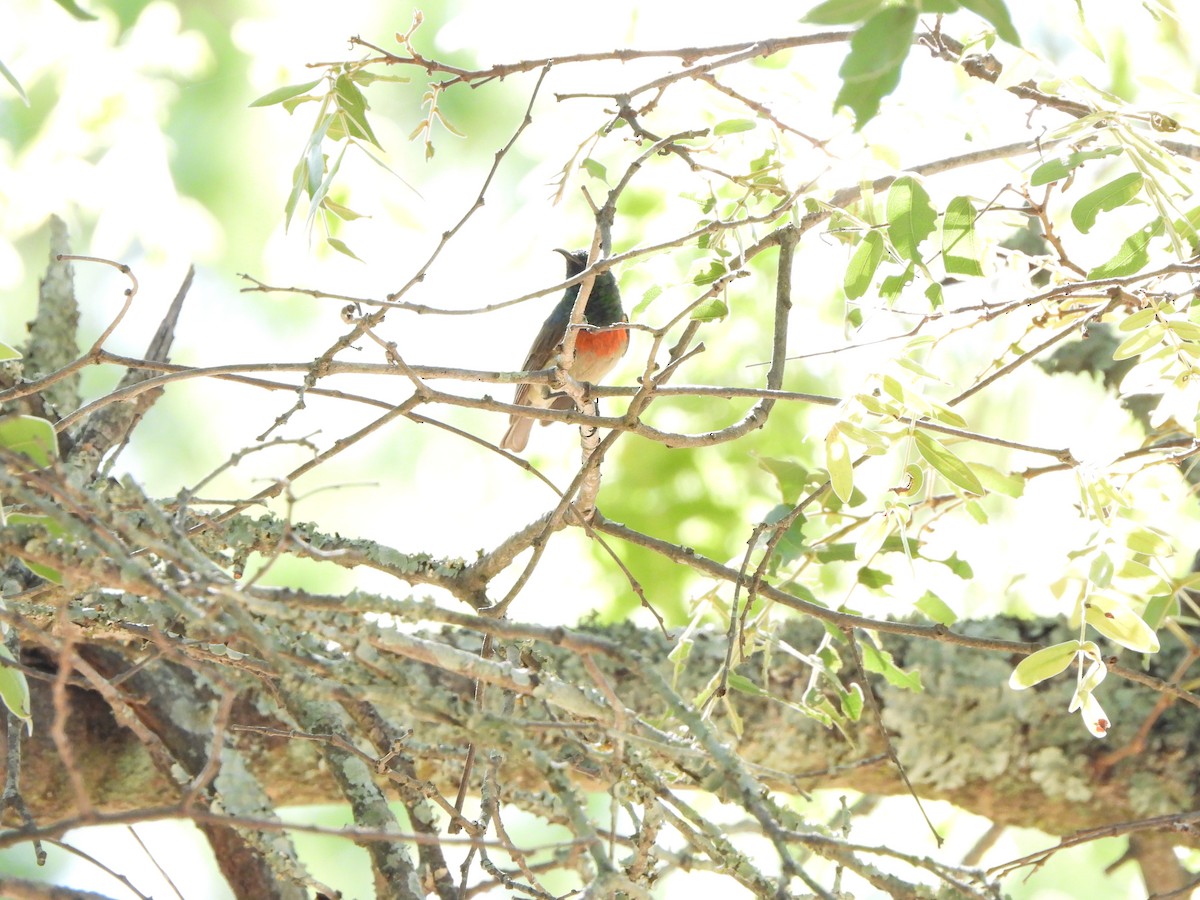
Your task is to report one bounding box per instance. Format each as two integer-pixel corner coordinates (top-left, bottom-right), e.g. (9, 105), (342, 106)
(500, 249), (629, 452)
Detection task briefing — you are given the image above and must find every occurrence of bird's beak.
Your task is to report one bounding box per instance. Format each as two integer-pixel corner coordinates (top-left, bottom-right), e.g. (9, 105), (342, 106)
(552, 248), (574, 260)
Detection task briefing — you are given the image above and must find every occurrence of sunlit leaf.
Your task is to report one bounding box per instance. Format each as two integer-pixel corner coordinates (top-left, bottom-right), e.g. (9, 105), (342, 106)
(249, 78), (323, 108)
(887, 175), (937, 262)
(1009, 640), (1080, 689)
(714, 118), (756, 135)
(959, 0), (1022, 45)
(844, 230), (886, 299)
(0, 643), (31, 733)
(52, 0), (96, 20)
(0, 57), (28, 106)
(1087, 218), (1163, 279)
(826, 427), (855, 503)
(943, 196), (984, 276)
(1029, 146), (1122, 186)
(0, 415), (58, 467)
(327, 238), (363, 262)
(916, 590), (957, 625)
(690, 298), (728, 321)
(803, 0), (885, 24)
(861, 642), (923, 691)
(914, 431), (983, 494)
(834, 6), (919, 129)
(0, 342), (21, 361)
(1070, 173), (1143, 234)
(1084, 593), (1160, 653)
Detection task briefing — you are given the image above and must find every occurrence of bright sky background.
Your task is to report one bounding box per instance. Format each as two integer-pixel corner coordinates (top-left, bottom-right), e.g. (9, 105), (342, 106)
(2, 0), (1199, 896)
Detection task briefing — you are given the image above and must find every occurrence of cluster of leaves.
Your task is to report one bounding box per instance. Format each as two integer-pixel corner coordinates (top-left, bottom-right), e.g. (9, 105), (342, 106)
(0, 339), (59, 734)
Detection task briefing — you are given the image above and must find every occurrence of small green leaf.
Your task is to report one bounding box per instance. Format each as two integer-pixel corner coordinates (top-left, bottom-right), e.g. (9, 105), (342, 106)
(803, 0), (885, 24)
(887, 175), (937, 262)
(861, 642), (923, 691)
(327, 238), (363, 262)
(0, 57), (28, 106)
(334, 74), (381, 148)
(1087, 218), (1164, 279)
(914, 431), (983, 494)
(581, 158), (608, 181)
(353, 71), (411, 85)
(249, 78), (323, 108)
(692, 260), (727, 286)
(857, 567), (893, 589)
(1029, 147), (1122, 186)
(959, 0), (1021, 45)
(690, 297), (728, 321)
(713, 118), (756, 136)
(1084, 594), (1160, 653)
(826, 427), (855, 503)
(322, 198), (367, 221)
(943, 196), (984, 276)
(0, 342), (21, 361)
(1112, 324), (1165, 360)
(1070, 173), (1144, 234)
(839, 682), (864, 720)
(0, 644), (31, 733)
(631, 284), (662, 317)
(916, 590), (957, 625)
(1118, 307), (1158, 332)
(754, 455), (809, 506)
(971, 463), (1024, 498)
(1009, 640), (1081, 689)
(52, 0), (97, 20)
(844, 230), (886, 299)
(0, 415), (58, 467)
(1125, 527), (1173, 557)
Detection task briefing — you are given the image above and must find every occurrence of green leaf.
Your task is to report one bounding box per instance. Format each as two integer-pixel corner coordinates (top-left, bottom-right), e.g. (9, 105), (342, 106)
(0, 644), (31, 733)
(1084, 594), (1160, 653)
(924, 282), (944, 308)
(6, 513), (65, 583)
(692, 260), (727, 286)
(937, 551), (974, 579)
(887, 175), (937, 262)
(327, 238), (363, 262)
(631, 284), (662, 317)
(959, 0), (1021, 45)
(834, 6), (919, 129)
(1009, 640), (1080, 689)
(916, 590), (957, 625)
(713, 118), (757, 135)
(839, 682), (864, 720)
(943, 196), (984, 276)
(1112, 323), (1165, 360)
(1070, 173), (1144, 234)
(353, 71), (411, 86)
(690, 298), (728, 321)
(914, 430), (983, 494)
(1087, 218), (1164, 280)
(334, 74), (381, 148)
(826, 427), (855, 503)
(249, 78), (323, 108)
(0, 342), (21, 361)
(52, 0), (97, 20)
(0, 57), (28, 106)
(753, 455), (809, 505)
(1029, 146), (1122, 186)
(857, 567), (893, 589)
(322, 198), (367, 221)
(803, 0), (885, 24)
(861, 642), (923, 691)
(844, 230), (886, 299)
(972, 463), (1024, 498)
(581, 158), (607, 181)
(0, 415), (58, 467)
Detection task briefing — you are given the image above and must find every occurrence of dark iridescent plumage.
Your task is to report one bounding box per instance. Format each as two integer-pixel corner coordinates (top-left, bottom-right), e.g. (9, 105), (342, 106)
(501, 250), (628, 452)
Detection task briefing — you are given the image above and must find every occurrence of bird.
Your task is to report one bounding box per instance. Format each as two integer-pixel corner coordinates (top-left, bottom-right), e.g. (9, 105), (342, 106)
(500, 249), (629, 452)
